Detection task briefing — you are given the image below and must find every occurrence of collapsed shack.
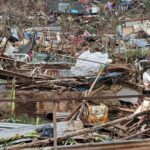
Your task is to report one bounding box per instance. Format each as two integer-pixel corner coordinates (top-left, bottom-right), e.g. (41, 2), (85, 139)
(0, 0), (150, 149)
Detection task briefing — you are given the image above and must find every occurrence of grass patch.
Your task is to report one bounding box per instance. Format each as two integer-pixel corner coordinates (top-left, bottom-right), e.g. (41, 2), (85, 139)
(7, 114), (47, 125)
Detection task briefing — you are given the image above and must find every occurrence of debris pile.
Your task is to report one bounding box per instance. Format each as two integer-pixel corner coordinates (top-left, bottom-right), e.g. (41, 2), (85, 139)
(0, 0), (150, 149)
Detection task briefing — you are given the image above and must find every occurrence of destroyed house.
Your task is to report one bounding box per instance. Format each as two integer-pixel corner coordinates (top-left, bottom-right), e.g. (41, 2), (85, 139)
(46, 0), (86, 14)
(46, 0), (72, 12)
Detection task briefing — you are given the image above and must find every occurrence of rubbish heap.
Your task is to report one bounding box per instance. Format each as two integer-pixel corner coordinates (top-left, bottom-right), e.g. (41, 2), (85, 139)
(0, 0), (150, 149)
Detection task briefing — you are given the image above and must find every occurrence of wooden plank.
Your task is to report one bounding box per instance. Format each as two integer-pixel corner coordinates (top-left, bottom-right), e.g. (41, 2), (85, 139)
(0, 69), (46, 80)
(0, 94), (146, 103)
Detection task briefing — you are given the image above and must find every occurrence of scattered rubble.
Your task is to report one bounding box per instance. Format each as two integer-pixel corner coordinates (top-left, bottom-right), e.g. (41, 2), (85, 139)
(0, 0), (150, 149)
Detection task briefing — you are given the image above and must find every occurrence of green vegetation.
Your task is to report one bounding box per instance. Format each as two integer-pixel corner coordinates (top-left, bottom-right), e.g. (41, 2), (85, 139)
(7, 114), (47, 125)
(0, 130), (39, 148)
(143, 0), (150, 9)
(125, 48), (149, 60)
(94, 135), (111, 142)
(65, 138), (78, 145)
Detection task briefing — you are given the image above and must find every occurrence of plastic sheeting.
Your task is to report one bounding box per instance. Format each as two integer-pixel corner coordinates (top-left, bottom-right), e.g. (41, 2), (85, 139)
(143, 70), (150, 87)
(130, 39), (149, 48)
(4, 43), (18, 57)
(11, 27), (19, 40)
(116, 87), (139, 105)
(71, 50), (111, 76)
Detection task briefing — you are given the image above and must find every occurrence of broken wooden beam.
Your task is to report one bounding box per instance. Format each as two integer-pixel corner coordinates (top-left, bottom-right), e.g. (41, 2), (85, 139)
(0, 94), (147, 103)
(6, 109), (150, 150)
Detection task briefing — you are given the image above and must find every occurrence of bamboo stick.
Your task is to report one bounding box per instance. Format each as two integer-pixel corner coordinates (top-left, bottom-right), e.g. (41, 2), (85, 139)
(87, 67), (104, 96)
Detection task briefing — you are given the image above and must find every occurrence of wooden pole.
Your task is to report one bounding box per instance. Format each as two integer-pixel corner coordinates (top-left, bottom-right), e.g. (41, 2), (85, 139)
(53, 101), (57, 150)
(11, 59), (17, 116)
(87, 67), (104, 96)
(64, 102), (83, 121)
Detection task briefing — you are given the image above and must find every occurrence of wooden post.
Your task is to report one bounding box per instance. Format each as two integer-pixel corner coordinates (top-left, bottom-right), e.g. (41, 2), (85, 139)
(53, 101), (57, 150)
(11, 59), (17, 116)
(11, 77), (16, 116)
(87, 67), (104, 96)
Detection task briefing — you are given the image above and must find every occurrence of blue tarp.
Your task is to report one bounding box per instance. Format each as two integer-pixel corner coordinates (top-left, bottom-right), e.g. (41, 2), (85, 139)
(70, 9), (79, 14)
